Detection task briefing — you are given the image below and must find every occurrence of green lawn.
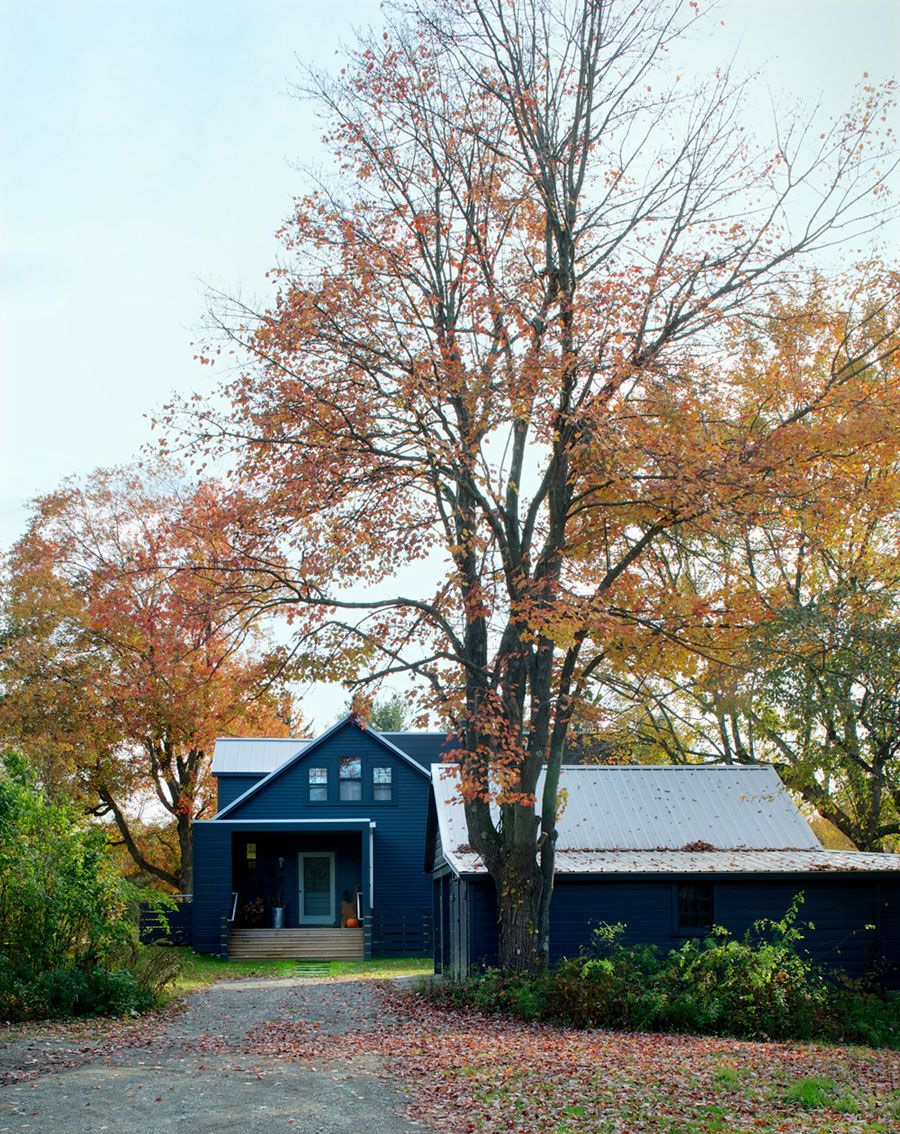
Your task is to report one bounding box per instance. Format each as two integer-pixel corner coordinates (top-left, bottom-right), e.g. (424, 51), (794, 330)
(170, 948), (432, 995)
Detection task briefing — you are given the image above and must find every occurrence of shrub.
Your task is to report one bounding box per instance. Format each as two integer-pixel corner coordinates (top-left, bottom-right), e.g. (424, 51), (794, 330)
(109, 938), (182, 1002)
(647, 897), (829, 1039)
(427, 897), (900, 1047)
(39, 965), (151, 1017)
(426, 967), (548, 1021)
(821, 987), (900, 1048)
(0, 751), (179, 1020)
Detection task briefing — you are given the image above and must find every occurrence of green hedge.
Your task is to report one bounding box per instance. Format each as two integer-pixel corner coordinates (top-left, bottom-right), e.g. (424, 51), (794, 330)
(427, 897), (900, 1048)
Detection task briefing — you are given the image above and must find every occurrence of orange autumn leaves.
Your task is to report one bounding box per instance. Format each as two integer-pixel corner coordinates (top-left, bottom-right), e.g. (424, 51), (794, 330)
(1, 466), (300, 889)
(161, 0), (900, 971)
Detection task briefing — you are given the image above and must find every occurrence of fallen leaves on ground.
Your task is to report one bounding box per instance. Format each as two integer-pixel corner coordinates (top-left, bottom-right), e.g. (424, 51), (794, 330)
(2, 977), (898, 1132)
(373, 989), (900, 1133)
(0, 1001), (185, 1085)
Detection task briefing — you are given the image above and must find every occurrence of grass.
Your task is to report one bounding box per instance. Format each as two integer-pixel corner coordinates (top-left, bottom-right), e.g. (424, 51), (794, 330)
(169, 947), (431, 995)
(712, 1066), (744, 1089)
(780, 1075), (860, 1114)
(782, 1076), (837, 1109)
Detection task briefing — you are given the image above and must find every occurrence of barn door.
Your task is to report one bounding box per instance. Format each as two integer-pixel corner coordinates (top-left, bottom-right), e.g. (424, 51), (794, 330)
(298, 852), (335, 925)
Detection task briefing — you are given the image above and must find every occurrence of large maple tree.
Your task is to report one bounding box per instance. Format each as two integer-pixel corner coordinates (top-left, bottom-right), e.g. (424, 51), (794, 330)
(587, 278), (900, 850)
(0, 466), (299, 892)
(175, 0), (900, 970)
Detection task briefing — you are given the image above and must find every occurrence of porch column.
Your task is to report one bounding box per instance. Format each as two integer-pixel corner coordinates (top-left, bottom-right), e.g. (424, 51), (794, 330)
(361, 821), (375, 959)
(449, 876), (469, 979)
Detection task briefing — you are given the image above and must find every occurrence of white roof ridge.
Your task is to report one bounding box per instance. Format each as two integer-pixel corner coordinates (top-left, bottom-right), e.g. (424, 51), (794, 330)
(378, 730), (448, 739)
(433, 761), (775, 770)
(216, 735), (312, 742)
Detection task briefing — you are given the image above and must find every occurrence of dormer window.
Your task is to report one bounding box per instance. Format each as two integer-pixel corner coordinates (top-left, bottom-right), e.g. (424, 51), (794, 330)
(339, 757), (362, 801)
(309, 766), (328, 801)
(373, 766), (393, 801)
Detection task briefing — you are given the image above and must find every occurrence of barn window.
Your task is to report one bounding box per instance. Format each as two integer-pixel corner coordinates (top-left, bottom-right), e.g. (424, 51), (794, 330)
(339, 757), (362, 801)
(675, 882), (713, 933)
(246, 842), (257, 870)
(309, 766), (328, 801)
(373, 766), (393, 801)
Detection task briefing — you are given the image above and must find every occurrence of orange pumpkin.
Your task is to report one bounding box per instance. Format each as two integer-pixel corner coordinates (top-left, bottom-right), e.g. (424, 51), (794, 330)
(345, 917), (360, 928)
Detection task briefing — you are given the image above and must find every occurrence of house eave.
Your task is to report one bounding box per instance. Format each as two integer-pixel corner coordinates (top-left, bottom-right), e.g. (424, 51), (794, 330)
(198, 818), (376, 831)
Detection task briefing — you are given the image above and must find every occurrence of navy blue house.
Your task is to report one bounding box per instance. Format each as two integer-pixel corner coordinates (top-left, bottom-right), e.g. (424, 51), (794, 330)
(194, 720), (900, 980)
(192, 717), (452, 959)
(427, 764), (900, 985)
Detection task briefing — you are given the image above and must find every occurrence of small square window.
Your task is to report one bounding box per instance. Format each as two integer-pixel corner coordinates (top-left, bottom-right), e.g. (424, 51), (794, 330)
(309, 767), (328, 801)
(339, 757), (362, 801)
(373, 766), (393, 801)
(676, 882), (713, 933)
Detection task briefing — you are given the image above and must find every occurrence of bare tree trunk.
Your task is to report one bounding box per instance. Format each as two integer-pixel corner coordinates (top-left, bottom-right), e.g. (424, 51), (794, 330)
(177, 813), (193, 894)
(495, 843), (545, 975)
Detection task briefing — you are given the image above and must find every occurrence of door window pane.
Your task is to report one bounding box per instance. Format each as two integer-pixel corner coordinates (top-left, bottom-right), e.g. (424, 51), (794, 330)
(303, 856), (332, 917)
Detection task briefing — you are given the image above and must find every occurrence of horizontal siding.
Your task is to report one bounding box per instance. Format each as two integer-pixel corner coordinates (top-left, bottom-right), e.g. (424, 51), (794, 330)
(713, 878), (881, 978)
(223, 722), (428, 819)
(198, 722), (434, 956)
(192, 823), (233, 955)
(460, 875), (899, 983)
(549, 879), (674, 962)
(216, 774), (266, 810)
(380, 732), (455, 766)
(234, 726), (441, 954)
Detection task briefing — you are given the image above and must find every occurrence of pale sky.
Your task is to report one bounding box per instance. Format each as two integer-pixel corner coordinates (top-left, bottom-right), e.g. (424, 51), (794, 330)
(2, 0), (899, 725)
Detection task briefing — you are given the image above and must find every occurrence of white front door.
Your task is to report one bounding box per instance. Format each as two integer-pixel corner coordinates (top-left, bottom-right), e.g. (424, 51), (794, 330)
(298, 852), (335, 925)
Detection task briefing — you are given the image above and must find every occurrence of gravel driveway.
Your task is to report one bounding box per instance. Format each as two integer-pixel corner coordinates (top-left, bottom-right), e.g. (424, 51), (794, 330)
(0, 976), (437, 1134)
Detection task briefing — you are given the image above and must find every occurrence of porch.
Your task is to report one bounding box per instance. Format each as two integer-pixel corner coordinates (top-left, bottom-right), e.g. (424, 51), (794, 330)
(230, 927), (365, 960)
(195, 815), (432, 959)
(215, 821), (374, 952)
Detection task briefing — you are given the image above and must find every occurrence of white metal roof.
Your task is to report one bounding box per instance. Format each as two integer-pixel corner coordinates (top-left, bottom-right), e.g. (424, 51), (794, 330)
(211, 737), (311, 775)
(429, 764), (900, 876)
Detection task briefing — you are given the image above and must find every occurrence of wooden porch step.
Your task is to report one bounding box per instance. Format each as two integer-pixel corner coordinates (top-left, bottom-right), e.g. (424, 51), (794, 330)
(229, 928), (364, 961)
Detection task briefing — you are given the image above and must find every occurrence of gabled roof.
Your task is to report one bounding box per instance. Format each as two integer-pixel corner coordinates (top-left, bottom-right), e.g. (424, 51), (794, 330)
(428, 764), (900, 877)
(380, 731), (455, 765)
(213, 716), (436, 819)
(212, 737), (312, 775)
